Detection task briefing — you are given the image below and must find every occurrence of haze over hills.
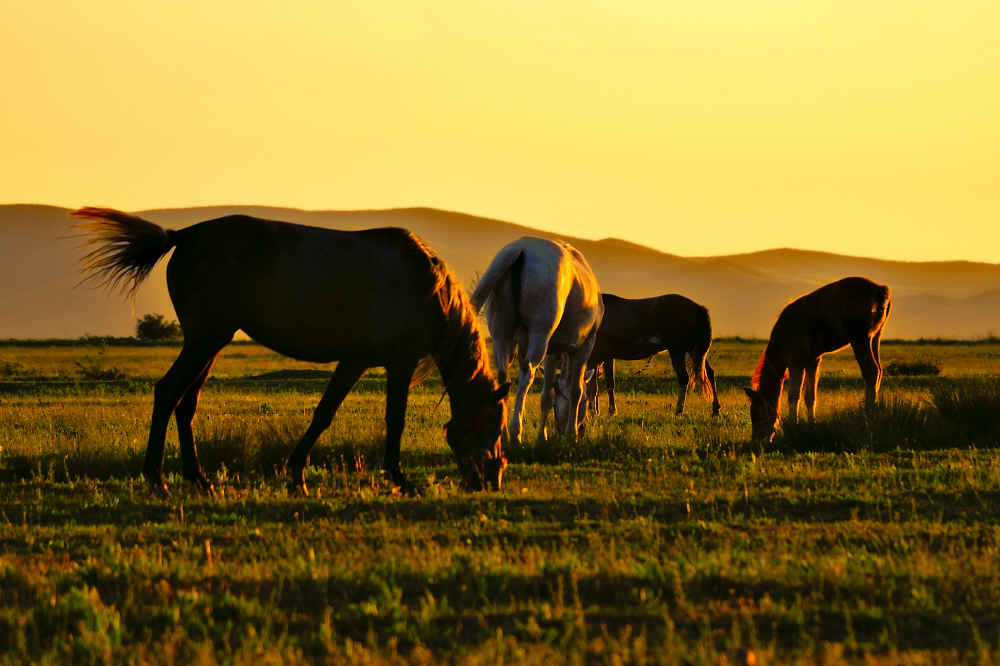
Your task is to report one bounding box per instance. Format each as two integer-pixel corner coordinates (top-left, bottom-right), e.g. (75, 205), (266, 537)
(2, 204), (999, 340)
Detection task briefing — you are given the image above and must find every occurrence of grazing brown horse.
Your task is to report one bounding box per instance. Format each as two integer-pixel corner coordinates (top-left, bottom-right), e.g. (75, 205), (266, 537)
(744, 277), (891, 441)
(71, 207), (511, 498)
(471, 237), (603, 444)
(585, 293), (721, 417)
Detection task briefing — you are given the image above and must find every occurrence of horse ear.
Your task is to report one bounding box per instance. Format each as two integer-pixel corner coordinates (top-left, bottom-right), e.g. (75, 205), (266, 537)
(494, 382), (512, 401)
(584, 368), (596, 382)
(743, 387), (759, 401)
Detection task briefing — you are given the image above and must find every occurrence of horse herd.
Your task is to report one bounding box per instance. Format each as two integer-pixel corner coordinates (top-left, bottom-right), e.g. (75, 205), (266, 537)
(70, 208), (891, 498)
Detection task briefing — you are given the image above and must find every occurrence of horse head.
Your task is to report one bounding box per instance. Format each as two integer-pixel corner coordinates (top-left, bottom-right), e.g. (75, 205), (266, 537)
(445, 382), (512, 490)
(743, 387), (777, 442)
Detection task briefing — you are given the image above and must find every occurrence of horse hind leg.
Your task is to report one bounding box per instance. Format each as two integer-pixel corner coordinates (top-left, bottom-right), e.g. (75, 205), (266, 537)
(144, 338), (230, 498)
(606, 358), (618, 416)
(871, 325), (886, 396)
(669, 349), (689, 415)
(536, 354), (559, 444)
(174, 358), (220, 494)
(510, 334), (547, 445)
(851, 337), (880, 410)
(285, 360), (368, 496)
(705, 360), (721, 416)
(586, 363), (600, 416)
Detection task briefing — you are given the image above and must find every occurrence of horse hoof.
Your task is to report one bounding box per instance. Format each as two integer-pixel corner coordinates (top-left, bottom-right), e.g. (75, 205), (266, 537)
(284, 463), (308, 496)
(148, 481), (172, 501)
(142, 472), (172, 500)
(185, 472), (215, 495)
(286, 478), (308, 497)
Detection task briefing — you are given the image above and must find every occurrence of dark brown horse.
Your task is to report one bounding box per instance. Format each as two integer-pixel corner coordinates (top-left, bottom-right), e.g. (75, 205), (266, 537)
(585, 293), (720, 417)
(71, 207), (510, 498)
(744, 276), (891, 441)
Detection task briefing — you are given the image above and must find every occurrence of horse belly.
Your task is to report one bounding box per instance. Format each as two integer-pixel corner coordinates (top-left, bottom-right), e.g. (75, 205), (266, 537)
(237, 288), (429, 365)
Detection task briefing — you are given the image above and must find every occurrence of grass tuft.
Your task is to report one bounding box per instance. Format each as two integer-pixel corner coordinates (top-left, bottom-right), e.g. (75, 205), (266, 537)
(777, 397), (949, 453)
(931, 377), (1000, 447)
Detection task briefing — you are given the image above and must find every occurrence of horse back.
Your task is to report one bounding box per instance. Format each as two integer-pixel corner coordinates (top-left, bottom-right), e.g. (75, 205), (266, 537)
(506, 238), (603, 348)
(775, 277), (890, 359)
(167, 216), (450, 360)
(592, 293), (707, 363)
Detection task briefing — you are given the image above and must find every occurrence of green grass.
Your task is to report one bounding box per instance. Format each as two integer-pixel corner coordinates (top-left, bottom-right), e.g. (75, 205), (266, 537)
(2, 340), (1000, 663)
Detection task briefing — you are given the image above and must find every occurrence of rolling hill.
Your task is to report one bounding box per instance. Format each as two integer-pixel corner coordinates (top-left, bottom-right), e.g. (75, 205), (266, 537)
(2, 203), (999, 340)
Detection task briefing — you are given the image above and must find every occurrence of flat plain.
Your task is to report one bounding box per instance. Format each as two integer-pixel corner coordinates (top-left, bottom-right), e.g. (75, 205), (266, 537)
(2, 339), (1000, 664)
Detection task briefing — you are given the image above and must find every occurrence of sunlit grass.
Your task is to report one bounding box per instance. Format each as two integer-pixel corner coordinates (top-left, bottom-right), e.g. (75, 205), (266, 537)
(2, 341), (1000, 663)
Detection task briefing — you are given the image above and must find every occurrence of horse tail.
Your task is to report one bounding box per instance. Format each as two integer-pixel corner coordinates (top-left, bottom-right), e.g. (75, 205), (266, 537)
(688, 304), (714, 399)
(69, 207), (175, 299)
(470, 245), (525, 312)
(872, 283), (891, 329)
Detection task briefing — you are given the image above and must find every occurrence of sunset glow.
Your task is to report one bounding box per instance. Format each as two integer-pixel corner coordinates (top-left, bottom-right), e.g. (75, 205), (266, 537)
(2, 1), (998, 262)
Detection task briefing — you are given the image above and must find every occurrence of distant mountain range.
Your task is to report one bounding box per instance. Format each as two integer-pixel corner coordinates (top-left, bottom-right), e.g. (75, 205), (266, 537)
(2, 204), (999, 340)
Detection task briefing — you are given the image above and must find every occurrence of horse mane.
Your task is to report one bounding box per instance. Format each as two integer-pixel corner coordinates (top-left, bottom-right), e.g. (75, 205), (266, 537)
(751, 351), (767, 390)
(409, 237), (493, 389)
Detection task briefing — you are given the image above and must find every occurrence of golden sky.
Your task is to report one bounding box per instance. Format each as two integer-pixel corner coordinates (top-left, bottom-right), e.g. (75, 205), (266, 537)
(2, 1), (998, 262)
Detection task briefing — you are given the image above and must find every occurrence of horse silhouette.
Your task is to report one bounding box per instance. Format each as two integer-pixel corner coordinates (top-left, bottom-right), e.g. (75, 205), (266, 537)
(71, 207), (510, 498)
(744, 276), (891, 441)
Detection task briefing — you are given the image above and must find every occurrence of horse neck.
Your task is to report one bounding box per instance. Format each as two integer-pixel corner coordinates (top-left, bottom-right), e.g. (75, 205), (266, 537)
(757, 347), (786, 411)
(432, 313), (496, 414)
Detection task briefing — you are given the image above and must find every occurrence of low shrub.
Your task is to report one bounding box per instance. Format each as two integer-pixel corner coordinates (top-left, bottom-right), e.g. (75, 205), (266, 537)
(884, 360), (943, 376)
(74, 345), (128, 381)
(0, 360), (42, 380)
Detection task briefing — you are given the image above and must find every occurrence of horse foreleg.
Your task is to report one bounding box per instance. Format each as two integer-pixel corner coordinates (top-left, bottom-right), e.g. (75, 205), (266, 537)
(144, 341), (228, 499)
(803, 357), (822, 421)
(606, 358), (617, 416)
(285, 360), (368, 496)
(669, 350), (689, 415)
(383, 362), (419, 496)
(174, 358), (219, 494)
(705, 360), (721, 416)
(785, 365), (805, 427)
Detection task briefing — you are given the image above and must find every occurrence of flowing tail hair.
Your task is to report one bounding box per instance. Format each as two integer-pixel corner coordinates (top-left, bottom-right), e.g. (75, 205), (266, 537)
(688, 304), (714, 399)
(69, 207), (175, 299)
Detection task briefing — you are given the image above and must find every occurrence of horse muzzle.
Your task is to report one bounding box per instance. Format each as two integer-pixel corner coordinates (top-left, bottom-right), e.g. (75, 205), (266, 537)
(459, 453), (508, 491)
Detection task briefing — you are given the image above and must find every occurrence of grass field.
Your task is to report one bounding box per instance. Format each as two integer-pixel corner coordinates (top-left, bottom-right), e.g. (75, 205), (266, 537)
(2, 339), (1000, 664)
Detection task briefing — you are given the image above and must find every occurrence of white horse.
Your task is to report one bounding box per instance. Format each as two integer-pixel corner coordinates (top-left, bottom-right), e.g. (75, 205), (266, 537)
(471, 237), (603, 444)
